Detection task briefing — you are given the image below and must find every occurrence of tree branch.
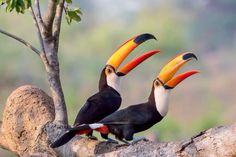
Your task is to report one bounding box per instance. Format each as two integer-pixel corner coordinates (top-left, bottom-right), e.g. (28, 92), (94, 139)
(34, 0), (45, 31)
(1, 85), (236, 156)
(29, 6), (45, 53)
(29, 5), (49, 65)
(0, 28), (40, 55)
(43, 0), (57, 37)
(53, 0), (65, 52)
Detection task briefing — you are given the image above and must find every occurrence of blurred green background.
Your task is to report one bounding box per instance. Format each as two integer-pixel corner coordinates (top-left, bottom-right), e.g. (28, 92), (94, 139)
(1, 0), (236, 156)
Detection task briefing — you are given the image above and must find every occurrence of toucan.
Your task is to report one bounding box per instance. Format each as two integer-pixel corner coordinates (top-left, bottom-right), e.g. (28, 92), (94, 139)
(52, 33), (158, 144)
(50, 52), (199, 148)
(74, 33), (158, 128)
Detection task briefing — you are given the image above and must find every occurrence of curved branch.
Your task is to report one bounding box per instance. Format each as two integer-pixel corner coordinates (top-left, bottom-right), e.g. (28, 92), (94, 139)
(44, 0), (57, 36)
(29, 5), (49, 65)
(29, 6), (45, 53)
(53, 0), (65, 52)
(34, 0), (45, 31)
(0, 85), (235, 156)
(0, 28), (40, 55)
(48, 123), (236, 157)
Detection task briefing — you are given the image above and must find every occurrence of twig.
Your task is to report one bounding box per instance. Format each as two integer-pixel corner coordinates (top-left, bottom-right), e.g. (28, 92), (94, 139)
(53, 0), (65, 52)
(29, 6), (45, 53)
(43, 0), (57, 35)
(0, 28), (40, 55)
(34, 0), (45, 31)
(29, 5), (49, 64)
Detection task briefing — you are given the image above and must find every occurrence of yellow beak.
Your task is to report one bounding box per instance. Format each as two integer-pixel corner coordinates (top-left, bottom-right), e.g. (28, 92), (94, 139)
(158, 52), (198, 84)
(106, 33), (156, 70)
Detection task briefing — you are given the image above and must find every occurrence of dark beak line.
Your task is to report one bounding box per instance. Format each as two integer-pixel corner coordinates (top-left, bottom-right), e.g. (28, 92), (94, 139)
(163, 85), (174, 90)
(116, 72), (125, 77)
(183, 53), (198, 61)
(133, 33), (157, 44)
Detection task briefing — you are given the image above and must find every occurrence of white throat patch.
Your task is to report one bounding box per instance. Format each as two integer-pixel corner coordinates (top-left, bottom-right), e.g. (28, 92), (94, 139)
(106, 73), (121, 94)
(154, 86), (170, 117)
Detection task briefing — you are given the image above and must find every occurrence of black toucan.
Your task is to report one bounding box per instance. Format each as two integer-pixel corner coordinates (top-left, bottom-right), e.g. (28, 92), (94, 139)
(74, 34), (158, 125)
(50, 52), (199, 148)
(74, 33), (158, 128)
(51, 33), (158, 146)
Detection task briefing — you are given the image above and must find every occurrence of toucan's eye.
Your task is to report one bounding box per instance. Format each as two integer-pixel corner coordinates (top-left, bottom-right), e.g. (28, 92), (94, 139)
(154, 80), (160, 86)
(105, 67), (114, 75)
(107, 68), (112, 73)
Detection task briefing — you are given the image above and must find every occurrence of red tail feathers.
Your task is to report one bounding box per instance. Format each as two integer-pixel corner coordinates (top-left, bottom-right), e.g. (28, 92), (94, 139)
(95, 125), (109, 134)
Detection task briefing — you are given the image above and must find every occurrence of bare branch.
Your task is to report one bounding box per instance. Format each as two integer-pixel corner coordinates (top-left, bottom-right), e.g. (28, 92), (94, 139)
(34, 0), (45, 31)
(53, 0), (65, 52)
(29, 5), (50, 65)
(0, 28), (40, 55)
(29, 6), (45, 53)
(43, 0), (57, 36)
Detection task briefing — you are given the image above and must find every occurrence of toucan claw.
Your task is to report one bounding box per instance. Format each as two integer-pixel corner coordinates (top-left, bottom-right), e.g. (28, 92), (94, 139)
(87, 135), (98, 141)
(106, 137), (119, 144)
(131, 137), (148, 145)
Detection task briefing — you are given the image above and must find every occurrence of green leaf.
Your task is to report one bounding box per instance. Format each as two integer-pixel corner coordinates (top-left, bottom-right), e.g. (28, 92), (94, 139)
(65, 7), (82, 24)
(66, 14), (72, 24)
(0, 0), (6, 5)
(74, 8), (82, 15)
(24, 0), (31, 9)
(3, 0), (31, 13)
(68, 10), (81, 21)
(65, 0), (72, 4)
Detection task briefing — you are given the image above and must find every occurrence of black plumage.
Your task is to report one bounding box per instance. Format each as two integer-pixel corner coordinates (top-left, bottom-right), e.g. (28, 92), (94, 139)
(99, 86), (163, 141)
(74, 86), (121, 125)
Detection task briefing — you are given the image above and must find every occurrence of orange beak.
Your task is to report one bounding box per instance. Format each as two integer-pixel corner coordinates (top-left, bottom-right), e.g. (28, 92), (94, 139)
(117, 50), (160, 76)
(158, 52), (199, 89)
(106, 33), (156, 70)
(164, 70), (200, 89)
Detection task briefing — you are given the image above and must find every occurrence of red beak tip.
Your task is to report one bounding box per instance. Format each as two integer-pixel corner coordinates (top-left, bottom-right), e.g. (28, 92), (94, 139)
(191, 70), (200, 74)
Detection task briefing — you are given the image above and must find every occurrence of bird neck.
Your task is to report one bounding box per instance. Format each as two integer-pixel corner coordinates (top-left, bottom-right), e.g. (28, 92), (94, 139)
(99, 68), (108, 91)
(106, 73), (121, 94)
(148, 85), (170, 117)
(98, 68), (121, 94)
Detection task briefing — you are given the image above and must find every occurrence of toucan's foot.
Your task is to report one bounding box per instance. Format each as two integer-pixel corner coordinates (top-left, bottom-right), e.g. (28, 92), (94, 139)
(106, 137), (119, 144)
(87, 135), (98, 140)
(131, 137), (148, 144)
(119, 139), (130, 145)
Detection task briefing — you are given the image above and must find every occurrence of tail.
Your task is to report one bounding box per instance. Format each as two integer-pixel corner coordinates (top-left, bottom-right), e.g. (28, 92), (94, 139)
(50, 123), (109, 148)
(50, 130), (77, 148)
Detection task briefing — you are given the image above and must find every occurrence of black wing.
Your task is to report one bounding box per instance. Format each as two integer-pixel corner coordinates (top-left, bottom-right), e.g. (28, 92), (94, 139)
(100, 103), (154, 125)
(74, 88), (121, 125)
(50, 125), (91, 148)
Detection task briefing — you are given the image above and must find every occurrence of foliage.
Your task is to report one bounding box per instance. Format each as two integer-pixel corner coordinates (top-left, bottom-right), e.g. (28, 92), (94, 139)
(65, 7), (82, 24)
(0, 0), (82, 24)
(0, 0), (31, 13)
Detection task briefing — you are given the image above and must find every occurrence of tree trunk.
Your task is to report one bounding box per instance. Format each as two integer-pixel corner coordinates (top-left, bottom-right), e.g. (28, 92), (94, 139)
(42, 39), (68, 125)
(0, 85), (235, 157)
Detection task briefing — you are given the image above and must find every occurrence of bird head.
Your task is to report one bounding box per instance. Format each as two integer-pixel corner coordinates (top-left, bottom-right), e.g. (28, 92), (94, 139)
(151, 52), (199, 117)
(99, 33), (158, 92)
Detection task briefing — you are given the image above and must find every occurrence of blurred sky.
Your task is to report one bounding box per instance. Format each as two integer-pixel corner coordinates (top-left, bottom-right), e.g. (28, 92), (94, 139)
(0, 0), (236, 156)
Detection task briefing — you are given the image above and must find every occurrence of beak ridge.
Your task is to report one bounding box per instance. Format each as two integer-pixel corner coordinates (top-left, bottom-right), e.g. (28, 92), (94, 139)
(106, 33), (156, 69)
(183, 53), (198, 61)
(158, 52), (197, 83)
(133, 33), (157, 44)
